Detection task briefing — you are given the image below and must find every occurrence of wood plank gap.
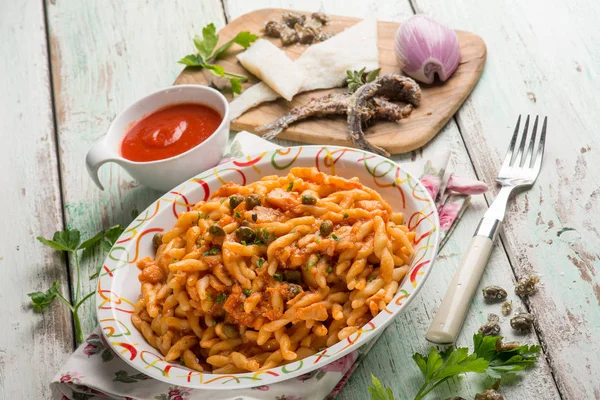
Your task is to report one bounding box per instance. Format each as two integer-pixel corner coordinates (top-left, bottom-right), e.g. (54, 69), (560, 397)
(221, 3), (561, 397)
(221, 0), (231, 23)
(405, 4), (559, 393)
(408, 0), (418, 15)
(403, 8), (556, 390)
(447, 100), (566, 397)
(42, 0), (77, 350)
(46, 0), (228, 335)
(409, 1), (562, 391)
(454, 112), (565, 398)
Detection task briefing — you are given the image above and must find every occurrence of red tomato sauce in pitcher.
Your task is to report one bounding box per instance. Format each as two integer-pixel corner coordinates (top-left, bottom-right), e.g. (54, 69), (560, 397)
(120, 103), (222, 162)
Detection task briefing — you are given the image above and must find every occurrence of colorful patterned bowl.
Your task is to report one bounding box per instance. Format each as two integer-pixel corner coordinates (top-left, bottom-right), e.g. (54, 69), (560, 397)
(96, 146), (440, 389)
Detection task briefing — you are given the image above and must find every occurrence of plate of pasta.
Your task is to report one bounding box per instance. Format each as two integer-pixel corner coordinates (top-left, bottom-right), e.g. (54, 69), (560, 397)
(96, 146), (439, 389)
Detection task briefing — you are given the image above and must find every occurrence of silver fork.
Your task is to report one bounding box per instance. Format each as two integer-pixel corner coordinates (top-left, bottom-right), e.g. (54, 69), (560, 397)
(426, 115), (547, 344)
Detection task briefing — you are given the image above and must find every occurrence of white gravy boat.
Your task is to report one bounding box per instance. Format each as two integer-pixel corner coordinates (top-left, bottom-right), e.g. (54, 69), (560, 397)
(85, 84), (230, 192)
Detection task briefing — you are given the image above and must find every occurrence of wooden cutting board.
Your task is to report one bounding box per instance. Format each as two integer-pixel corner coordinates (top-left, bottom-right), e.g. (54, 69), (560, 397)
(175, 9), (486, 154)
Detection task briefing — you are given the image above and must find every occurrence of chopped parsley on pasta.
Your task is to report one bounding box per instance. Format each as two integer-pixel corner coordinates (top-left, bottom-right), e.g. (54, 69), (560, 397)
(132, 167), (415, 373)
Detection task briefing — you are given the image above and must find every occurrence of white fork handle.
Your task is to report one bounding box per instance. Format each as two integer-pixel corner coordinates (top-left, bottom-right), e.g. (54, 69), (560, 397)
(426, 218), (500, 344)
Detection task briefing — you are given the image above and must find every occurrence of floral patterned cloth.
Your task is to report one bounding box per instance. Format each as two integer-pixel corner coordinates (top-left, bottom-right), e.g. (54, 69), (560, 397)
(51, 132), (482, 400)
(418, 151), (487, 250)
(51, 328), (364, 400)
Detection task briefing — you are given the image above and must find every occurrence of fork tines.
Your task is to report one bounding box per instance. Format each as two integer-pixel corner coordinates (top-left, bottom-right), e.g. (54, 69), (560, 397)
(502, 115), (547, 173)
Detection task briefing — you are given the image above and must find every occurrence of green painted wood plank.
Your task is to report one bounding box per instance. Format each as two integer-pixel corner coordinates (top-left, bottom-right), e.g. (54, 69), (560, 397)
(412, 0), (600, 397)
(223, 1), (561, 399)
(45, 0), (226, 334)
(0, 0), (73, 398)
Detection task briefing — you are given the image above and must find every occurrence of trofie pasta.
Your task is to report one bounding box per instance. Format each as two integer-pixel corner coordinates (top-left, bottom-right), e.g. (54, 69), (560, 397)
(132, 167), (415, 373)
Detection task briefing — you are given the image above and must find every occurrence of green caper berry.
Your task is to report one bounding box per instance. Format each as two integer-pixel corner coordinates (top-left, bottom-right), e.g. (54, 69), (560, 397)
(245, 194), (261, 209)
(236, 226), (256, 243)
(152, 233), (163, 249)
(208, 224), (225, 237)
(319, 220), (334, 236)
(301, 194), (317, 205)
(229, 195), (244, 209)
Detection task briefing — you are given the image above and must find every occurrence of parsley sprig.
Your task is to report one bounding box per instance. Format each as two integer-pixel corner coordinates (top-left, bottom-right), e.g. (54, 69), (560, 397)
(346, 67), (381, 93)
(411, 343), (488, 399)
(179, 23), (258, 94)
(368, 334), (541, 400)
(368, 375), (395, 400)
(29, 225), (124, 344)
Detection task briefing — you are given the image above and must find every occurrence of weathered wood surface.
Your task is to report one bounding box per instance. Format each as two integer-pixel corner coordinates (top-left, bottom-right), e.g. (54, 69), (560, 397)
(0, 0), (73, 399)
(223, 2), (560, 399)
(412, 0), (600, 398)
(8, 0), (596, 398)
(176, 9), (486, 154)
(45, 0), (226, 334)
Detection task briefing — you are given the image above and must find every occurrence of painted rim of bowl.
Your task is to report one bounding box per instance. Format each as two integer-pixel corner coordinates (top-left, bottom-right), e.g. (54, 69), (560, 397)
(96, 145), (440, 389)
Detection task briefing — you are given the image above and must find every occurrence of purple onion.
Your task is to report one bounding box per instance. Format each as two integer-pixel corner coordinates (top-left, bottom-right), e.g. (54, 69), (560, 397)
(394, 15), (461, 84)
(446, 174), (488, 195)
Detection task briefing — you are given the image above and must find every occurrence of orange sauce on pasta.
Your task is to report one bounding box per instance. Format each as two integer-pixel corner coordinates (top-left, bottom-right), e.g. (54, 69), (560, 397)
(133, 168), (416, 373)
(120, 103), (222, 162)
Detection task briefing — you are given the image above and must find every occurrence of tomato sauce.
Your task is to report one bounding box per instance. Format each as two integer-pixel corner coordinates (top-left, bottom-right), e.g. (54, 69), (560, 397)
(120, 103), (222, 162)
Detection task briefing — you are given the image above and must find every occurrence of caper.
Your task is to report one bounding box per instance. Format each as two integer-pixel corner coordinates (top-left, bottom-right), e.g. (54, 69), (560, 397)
(283, 270), (303, 285)
(482, 285), (507, 302)
(245, 194), (261, 209)
(301, 193), (317, 205)
(208, 224), (225, 237)
(229, 195), (244, 209)
(501, 300), (512, 316)
(510, 313), (534, 331)
(220, 323), (239, 339)
(257, 228), (276, 245)
(514, 274), (540, 296)
(487, 313), (500, 323)
(152, 233), (163, 249)
(475, 390), (504, 400)
(236, 226), (256, 243)
(320, 220), (333, 236)
(478, 313), (501, 337)
(495, 338), (520, 352)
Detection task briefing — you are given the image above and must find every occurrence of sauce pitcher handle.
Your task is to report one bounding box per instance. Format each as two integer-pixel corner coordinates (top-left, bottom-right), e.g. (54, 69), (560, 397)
(85, 140), (115, 191)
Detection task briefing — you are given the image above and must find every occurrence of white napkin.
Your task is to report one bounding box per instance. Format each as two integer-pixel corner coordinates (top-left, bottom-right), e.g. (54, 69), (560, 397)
(51, 132), (471, 400)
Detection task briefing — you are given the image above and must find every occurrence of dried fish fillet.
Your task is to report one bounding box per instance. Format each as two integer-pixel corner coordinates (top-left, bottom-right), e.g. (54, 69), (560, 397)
(372, 97), (413, 121)
(255, 93), (413, 140)
(257, 94), (350, 140)
(347, 74), (421, 156)
(236, 39), (303, 101)
(230, 18), (378, 120)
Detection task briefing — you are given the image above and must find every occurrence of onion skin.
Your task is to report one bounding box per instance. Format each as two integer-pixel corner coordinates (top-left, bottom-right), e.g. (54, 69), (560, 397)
(394, 15), (461, 84)
(446, 173), (488, 195)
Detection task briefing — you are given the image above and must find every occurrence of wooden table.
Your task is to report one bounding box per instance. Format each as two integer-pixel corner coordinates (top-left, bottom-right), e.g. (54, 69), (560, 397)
(2, 1), (598, 399)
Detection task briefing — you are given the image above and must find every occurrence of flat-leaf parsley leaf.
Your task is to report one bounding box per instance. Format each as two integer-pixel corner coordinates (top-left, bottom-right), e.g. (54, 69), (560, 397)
(178, 23), (258, 94)
(31, 226), (123, 344)
(409, 334), (540, 400)
(368, 374), (395, 400)
(203, 247), (220, 256)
